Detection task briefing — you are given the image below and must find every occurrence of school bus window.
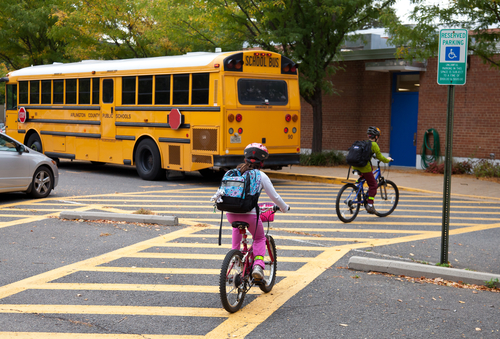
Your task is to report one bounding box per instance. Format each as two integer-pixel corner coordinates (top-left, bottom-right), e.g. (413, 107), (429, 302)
(138, 76), (152, 105)
(66, 79), (77, 104)
(122, 76), (136, 105)
(155, 75), (170, 105)
(173, 74), (189, 105)
(237, 79), (288, 106)
(192, 73), (209, 105)
(53, 80), (64, 104)
(41, 80), (51, 104)
(79, 78), (91, 105)
(30, 81), (40, 104)
(102, 79), (114, 103)
(6, 84), (17, 110)
(19, 81), (29, 105)
(92, 78), (100, 105)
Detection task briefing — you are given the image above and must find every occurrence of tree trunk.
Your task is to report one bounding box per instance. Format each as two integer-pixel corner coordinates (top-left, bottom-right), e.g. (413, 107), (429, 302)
(311, 86), (323, 154)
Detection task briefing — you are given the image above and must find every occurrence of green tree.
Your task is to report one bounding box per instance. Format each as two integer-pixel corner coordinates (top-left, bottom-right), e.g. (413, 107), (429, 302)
(382, 0), (500, 68)
(0, 0), (70, 69)
(181, 0), (395, 153)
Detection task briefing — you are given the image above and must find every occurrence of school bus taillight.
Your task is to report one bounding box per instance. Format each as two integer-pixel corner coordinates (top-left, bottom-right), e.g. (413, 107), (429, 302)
(292, 114), (298, 122)
(235, 114), (242, 122)
(238, 128), (243, 134)
(228, 114), (234, 122)
(285, 114), (292, 122)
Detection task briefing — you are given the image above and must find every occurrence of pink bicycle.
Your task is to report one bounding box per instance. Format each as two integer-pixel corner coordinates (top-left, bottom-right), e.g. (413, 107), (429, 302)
(219, 203), (282, 313)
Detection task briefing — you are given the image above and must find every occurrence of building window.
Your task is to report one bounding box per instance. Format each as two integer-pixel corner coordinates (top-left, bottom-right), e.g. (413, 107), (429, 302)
(396, 73), (420, 92)
(192, 73), (209, 105)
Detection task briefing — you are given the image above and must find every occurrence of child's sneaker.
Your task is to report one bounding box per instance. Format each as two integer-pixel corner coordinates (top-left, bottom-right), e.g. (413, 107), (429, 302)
(366, 204), (376, 214)
(252, 265), (264, 280)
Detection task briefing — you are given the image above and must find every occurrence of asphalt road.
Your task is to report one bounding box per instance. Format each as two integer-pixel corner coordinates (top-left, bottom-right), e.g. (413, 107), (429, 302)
(0, 160), (499, 338)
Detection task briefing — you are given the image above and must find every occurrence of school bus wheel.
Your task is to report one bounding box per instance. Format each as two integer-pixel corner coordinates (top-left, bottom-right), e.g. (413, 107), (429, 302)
(27, 134), (43, 153)
(135, 139), (165, 181)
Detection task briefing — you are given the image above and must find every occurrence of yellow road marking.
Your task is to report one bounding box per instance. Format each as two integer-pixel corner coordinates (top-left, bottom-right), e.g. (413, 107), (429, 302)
(85, 266), (295, 276)
(128, 252), (312, 262)
(0, 334), (202, 339)
(0, 304), (227, 317)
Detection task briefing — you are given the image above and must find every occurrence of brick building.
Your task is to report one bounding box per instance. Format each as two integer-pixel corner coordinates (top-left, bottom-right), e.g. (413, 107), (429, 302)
(300, 34), (500, 169)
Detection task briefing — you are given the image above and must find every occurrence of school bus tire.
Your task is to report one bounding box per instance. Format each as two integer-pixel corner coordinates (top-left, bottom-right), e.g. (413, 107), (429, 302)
(27, 134), (43, 153)
(135, 139), (165, 181)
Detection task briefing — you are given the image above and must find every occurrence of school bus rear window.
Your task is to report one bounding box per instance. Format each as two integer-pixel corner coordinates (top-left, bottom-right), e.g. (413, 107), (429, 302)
(237, 79), (288, 106)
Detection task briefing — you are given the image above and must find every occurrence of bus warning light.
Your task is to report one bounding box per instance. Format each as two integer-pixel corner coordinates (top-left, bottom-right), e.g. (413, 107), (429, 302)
(228, 114), (234, 122)
(292, 114), (298, 122)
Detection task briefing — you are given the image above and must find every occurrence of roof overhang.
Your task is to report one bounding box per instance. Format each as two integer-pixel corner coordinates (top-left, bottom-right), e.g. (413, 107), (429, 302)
(365, 59), (427, 72)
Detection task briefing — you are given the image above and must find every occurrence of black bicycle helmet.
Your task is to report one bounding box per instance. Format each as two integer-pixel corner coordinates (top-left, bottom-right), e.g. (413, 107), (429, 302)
(244, 143), (269, 164)
(367, 126), (381, 138)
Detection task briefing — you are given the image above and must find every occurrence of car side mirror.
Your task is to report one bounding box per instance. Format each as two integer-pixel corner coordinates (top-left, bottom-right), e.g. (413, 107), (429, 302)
(16, 143), (27, 154)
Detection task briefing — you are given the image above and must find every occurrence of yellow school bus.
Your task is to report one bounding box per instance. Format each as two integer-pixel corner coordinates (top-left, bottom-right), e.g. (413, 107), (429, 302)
(1, 50), (300, 180)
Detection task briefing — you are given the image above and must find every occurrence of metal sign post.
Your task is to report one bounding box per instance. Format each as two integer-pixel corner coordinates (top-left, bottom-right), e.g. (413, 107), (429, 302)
(437, 29), (467, 264)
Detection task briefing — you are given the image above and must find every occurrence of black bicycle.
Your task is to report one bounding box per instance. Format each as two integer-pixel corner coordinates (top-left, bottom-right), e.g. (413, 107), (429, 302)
(335, 159), (399, 223)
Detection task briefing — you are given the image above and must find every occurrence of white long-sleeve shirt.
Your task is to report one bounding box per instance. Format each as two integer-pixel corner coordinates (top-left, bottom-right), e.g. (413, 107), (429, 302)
(227, 171), (288, 215)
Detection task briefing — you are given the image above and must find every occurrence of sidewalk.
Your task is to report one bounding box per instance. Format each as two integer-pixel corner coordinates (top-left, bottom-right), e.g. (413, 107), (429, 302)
(264, 164), (500, 200)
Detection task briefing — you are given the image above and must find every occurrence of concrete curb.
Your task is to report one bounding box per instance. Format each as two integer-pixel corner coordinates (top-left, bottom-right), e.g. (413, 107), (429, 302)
(348, 256), (500, 288)
(264, 170), (496, 200)
(59, 211), (178, 226)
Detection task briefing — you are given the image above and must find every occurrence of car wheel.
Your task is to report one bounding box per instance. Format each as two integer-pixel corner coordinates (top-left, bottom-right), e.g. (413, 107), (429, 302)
(27, 134), (43, 153)
(29, 166), (54, 198)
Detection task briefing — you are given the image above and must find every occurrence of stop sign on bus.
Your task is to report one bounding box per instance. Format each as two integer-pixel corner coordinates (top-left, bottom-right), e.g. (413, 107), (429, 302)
(169, 109), (182, 130)
(18, 107), (27, 123)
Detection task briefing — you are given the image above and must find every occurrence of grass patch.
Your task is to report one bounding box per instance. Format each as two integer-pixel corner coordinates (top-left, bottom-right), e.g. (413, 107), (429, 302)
(133, 208), (155, 215)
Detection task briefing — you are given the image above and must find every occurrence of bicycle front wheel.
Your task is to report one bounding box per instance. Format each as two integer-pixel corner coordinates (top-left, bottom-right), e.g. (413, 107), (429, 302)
(259, 235), (277, 293)
(375, 179), (399, 217)
(219, 250), (245, 313)
(336, 183), (361, 223)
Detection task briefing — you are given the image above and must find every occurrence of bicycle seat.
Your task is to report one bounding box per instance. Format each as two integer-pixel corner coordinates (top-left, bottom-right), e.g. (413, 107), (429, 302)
(231, 221), (249, 229)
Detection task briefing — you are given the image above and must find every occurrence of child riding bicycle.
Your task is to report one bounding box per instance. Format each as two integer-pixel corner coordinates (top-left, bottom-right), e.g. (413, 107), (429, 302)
(352, 126), (392, 214)
(226, 143), (289, 281)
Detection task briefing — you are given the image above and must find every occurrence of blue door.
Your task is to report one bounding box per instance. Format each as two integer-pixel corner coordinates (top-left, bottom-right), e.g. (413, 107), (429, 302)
(390, 72), (419, 167)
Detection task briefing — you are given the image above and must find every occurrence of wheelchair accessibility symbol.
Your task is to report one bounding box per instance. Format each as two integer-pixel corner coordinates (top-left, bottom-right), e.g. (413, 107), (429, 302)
(445, 47), (460, 61)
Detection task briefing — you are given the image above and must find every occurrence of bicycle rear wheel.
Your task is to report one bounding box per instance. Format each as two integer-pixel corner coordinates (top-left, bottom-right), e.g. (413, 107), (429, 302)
(219, 250), (245, 313)
(259, 235), (277, 293)
(375, 179), (399, 217)
(336, 183), (361, 223)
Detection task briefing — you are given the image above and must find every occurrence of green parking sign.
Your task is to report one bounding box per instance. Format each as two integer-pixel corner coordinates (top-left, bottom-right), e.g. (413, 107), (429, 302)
(437, 29), (468, 85)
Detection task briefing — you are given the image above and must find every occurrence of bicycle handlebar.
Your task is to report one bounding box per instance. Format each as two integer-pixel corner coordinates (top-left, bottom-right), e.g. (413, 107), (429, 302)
(272, 205), (290, 212)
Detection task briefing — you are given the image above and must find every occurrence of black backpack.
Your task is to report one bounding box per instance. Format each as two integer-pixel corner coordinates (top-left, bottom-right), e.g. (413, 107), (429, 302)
(346, 140), (372, 167)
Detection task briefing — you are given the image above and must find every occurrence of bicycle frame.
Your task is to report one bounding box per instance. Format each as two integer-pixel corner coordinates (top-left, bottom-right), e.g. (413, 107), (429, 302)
(227, 215), (275, 290)
(351, 165), (382, 205)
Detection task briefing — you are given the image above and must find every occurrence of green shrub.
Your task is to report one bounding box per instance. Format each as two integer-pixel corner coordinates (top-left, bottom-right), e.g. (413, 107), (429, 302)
(424, 160), (473, 175)
(472, 159), (500, 178)
(300, 150), (346, 166)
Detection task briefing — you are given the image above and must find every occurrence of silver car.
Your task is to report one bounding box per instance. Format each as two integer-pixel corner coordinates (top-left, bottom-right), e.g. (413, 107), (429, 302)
(0, 132), (59, 198)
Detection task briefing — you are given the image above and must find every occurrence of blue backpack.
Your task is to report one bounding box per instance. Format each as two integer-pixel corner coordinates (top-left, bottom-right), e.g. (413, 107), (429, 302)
(212, 168), (262, 245)
(216, 169), (262, 213)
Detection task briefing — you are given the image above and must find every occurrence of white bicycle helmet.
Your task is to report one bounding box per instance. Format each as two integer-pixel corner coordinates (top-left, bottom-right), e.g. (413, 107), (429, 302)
(244, 143), (269, 164)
